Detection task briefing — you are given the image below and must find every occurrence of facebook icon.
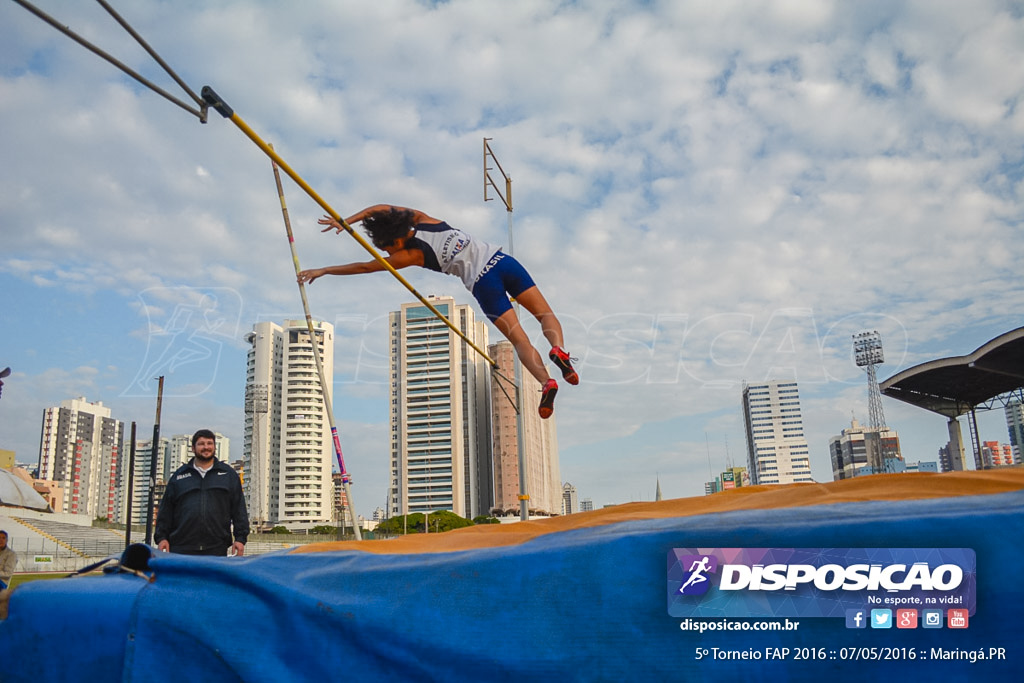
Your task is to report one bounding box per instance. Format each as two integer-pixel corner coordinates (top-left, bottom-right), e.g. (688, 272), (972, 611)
(845, 609), (867, 629)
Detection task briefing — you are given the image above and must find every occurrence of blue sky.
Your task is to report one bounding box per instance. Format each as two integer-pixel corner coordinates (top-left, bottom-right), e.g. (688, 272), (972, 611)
(1, 0), (1022, 518)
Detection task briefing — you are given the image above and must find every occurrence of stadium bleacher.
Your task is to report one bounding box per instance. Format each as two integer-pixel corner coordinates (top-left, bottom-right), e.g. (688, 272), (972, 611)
(11, 517), (126, 559)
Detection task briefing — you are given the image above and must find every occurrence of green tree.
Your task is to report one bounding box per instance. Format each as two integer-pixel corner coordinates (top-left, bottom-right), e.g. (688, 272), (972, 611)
(269, 526), (291, 534)
(376, 510), (476, 534)
(424, 510), (474, 533)
(375, 513), (424, 535)
(473, 515), (500, 525)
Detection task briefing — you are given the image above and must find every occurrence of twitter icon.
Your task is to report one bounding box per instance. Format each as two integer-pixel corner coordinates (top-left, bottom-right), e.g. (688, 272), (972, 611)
(870, 609), (893, 629)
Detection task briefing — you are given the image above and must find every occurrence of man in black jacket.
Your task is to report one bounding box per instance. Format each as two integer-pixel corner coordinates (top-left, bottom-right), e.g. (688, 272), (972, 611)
(155, 429), (250, 556)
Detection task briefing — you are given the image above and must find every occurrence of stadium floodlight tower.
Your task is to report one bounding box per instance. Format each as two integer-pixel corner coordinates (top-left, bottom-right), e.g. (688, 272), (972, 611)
(853, 330), (890, 472)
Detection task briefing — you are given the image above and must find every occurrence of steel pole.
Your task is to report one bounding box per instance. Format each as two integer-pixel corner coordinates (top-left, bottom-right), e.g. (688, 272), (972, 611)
(144, 376), (163, 545)
(270, 149), (361, 540)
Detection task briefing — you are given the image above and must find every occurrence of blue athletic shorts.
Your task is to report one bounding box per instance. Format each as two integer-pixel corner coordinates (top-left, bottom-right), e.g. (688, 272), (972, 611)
(471, 251), (536, 321)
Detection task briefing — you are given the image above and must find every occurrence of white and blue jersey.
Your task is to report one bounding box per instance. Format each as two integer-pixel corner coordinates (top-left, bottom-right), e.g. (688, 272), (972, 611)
(407, 221), (499, 289)
(407, 221), (536, 321)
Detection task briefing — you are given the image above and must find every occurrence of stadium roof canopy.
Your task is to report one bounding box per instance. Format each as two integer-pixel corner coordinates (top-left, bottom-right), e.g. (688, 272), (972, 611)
(880, 327), (1024, 418)
(0, 468), (50, 512)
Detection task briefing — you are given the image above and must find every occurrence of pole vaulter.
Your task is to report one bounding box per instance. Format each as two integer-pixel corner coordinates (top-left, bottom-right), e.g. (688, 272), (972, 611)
(200, 87), (497, 368)
(269, 146), (362, 541)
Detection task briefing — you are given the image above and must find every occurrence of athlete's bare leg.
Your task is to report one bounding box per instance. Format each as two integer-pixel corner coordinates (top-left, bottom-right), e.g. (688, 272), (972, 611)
(491, 308), (550, 385)
(511, 286), (564, 350)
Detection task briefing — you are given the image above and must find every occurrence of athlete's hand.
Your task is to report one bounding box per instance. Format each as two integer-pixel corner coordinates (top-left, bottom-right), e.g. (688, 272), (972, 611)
(297, 269), (324, 285)
(317, 215), (345, 234)
(157, 540), (170, 553)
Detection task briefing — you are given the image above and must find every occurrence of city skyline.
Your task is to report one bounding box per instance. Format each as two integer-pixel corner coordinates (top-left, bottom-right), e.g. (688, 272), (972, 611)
(2, 2), (1022, 517)
(12, 381), (1022, 518)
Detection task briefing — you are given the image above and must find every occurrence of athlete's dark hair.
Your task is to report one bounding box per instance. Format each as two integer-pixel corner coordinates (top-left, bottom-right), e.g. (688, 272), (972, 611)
(192, 428), (216, 449)
(362, 207), (416, 250)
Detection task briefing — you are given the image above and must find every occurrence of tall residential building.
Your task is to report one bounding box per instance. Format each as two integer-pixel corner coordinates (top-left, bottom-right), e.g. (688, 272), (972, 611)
(938, 444), (958, 473)
(741, 381), (813, 485)
(166, 435), (191, 482)
(828, 418), (902, 479)
(580, 498), (594, 512)
(389, 297), (492, 518)
(37, 397), (124, 519)
(982, 441), (1015, 468)
(243, 319), (335, 532)
(125, 436), (169, 528)
(561, 482), (578, 515)
(1006, 401), (1024, 463)
(829, 419), (868, 480)
(488, 341), (561, 516)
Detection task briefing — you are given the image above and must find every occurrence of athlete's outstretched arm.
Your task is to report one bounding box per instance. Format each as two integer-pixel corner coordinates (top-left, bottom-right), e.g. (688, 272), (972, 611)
(297, 249), (424, 284)
(318, 206), (439, 233)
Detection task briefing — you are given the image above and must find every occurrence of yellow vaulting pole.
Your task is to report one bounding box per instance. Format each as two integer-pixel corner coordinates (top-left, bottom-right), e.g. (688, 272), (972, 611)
(201, 86), (496, 368)
(270, 144), (361, 541)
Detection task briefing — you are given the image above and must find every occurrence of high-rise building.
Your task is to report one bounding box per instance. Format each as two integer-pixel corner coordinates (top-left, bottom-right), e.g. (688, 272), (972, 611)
(741, 381), (813, 485)
(37, 397), (124, 520)
(828, 418), (902, 479)
(125, 436), (169, 528)
(579, 498), (594, 512)
(488, 341), (561, 516)
(1006, 401), (1024, 464)
(389, 297), (492, 518)
(243, 319), (335, 532)
(982, 441), (1015, 468)
(561, 482), (578, 515)
(938, 444), (957, 473)
(166, 435), (192, 482)
(829, 419), (868, 480)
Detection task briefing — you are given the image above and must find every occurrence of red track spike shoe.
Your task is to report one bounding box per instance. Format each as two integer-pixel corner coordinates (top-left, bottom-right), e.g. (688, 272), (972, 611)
(548, 346), (579, 385)
(539, 379), (558, 419)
